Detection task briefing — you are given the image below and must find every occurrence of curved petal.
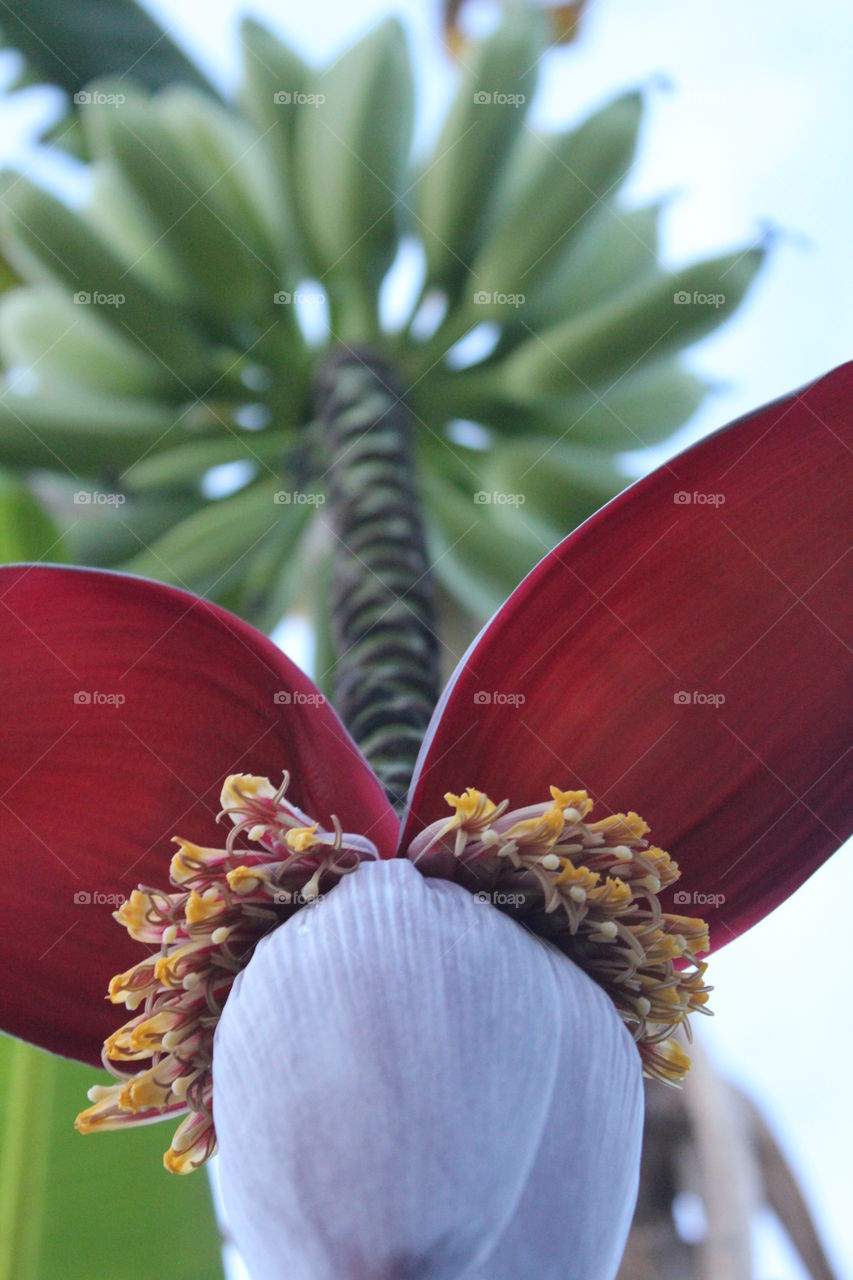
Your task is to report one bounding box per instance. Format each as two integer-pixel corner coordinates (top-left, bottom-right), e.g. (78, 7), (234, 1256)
(0, 565), (397, 1064)
(214, 860), (642, 1280)
(402, 363), (853, 948)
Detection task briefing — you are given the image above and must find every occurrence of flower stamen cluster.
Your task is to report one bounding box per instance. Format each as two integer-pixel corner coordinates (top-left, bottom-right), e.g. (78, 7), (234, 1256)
(75, 774), (378, 1172)
(406, 785), (712, 1082)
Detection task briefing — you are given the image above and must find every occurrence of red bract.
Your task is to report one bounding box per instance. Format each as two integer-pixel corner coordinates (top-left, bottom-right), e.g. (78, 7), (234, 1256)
(0, 362), (850, 1078)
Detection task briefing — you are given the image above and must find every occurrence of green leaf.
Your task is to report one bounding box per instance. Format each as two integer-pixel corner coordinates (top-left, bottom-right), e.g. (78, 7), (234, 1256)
(0, 1034), (224, 1280)
(0, 469), (66, 561)
(0, 1), (215, 98)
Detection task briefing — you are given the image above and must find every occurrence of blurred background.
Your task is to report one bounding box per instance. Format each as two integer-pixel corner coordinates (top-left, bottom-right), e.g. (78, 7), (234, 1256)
(1, 1), (850, 1277)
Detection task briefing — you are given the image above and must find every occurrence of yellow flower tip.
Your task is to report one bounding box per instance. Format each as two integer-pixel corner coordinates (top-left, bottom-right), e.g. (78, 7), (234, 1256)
(169, 837), (230, 885)
(163, 1147), (194, 1175)
(649, 1036), (692, 1083)
(122, 1073), (172, 1112)
(184, 888), (224, 925)
(220, 773), (275, 812)
(549, 786), (592, 818)
(285, 823), (319, 853)
(590, 811), (650, 841)
(114, 889), (152, 937)
(103, 1027), (146, 1062)
(226, 865), (267, 895)
(444, 788), (501, 828)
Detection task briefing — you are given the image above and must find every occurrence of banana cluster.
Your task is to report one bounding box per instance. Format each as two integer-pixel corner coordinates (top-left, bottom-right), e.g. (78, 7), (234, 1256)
(0, 13), (763, 638)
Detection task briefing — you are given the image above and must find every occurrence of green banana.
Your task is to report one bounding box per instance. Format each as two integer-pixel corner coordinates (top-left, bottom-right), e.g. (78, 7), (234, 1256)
(150, 87), (287, 289)
(124, 428), (294, 491)
(238, 17), (318, 278)
(482, 436), (625, 546)
(86, 164), (193, 304)
(121, 477), (297, 596)
(544, 360), (710, 449)
(293, 18), (414, 318)
(517, 200), (661, 328)
(498, 246), (765, 394)
(0, 174), (209, 383)
(0, 285), (178, 397)
(86, 96), (274, 326)
(413, 9), (544, 296)
(424, 358), (708, 449)
(218, 499), (314, 631)
(463, 92), (643, 319)
(0, 384), (206, 472)
(421, 461), (545, 620)
(64, 490), (202, 566)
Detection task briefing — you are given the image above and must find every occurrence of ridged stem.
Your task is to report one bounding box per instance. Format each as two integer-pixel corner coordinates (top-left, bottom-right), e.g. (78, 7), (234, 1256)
(314, 346), (440, 812)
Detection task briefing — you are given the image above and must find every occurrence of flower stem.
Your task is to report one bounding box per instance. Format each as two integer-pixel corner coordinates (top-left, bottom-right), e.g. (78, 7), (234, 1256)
(314, 346), (440, 813)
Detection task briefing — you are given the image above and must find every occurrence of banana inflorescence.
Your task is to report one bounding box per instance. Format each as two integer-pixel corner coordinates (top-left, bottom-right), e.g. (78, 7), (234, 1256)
(0, 13), (764, 643)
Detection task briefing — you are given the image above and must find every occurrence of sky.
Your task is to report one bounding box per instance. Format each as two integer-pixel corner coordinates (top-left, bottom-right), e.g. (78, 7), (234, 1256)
(2, 0), (852, 1275)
